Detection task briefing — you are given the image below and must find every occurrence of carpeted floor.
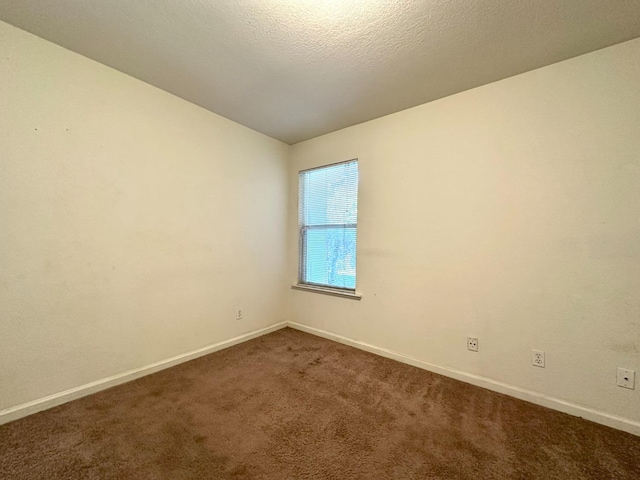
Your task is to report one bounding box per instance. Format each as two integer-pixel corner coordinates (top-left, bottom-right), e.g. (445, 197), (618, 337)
(1, 327), (639, 479)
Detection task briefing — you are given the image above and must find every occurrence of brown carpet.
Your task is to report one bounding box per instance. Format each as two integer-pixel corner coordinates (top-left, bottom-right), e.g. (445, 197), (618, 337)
(1, 327), (639, 479)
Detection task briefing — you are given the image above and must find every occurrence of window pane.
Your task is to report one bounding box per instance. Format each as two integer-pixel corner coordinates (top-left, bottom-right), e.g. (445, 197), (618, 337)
(299, 160), (358, 290)
(304, 227), (356, 289)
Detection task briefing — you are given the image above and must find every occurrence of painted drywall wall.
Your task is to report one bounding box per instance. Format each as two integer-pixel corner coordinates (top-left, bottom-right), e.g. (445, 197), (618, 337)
(0, 21), (289, 411)
(287, 38), (640, 425)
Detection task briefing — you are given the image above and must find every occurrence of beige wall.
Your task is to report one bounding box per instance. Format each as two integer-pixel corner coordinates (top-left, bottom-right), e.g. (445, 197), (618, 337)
(0, 21), (289, 411)
(288, 38), (640, 424)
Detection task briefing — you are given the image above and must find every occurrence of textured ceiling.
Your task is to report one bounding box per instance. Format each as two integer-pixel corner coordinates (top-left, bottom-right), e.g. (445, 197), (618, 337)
(2, 1), (640, 144)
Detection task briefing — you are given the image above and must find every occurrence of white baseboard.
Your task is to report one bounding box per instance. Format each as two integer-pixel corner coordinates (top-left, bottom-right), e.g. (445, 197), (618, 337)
(287, 321), (640, 437)
(4, 320), (638, 437)
(0, 322), (287, 426)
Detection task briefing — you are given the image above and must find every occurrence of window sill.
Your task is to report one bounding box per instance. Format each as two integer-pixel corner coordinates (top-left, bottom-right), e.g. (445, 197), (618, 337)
(291, 284), (362, 300)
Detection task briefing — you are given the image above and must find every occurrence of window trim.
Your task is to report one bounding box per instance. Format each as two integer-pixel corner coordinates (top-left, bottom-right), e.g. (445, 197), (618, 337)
(291, 283), (362, 300)
(296, 159), (359, 296)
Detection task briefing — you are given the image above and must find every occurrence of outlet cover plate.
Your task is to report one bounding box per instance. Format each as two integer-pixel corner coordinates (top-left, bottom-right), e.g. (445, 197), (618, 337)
(532, 349), (545, 368)
(467, 337), (478, 352)
(617, 368), (635, 389)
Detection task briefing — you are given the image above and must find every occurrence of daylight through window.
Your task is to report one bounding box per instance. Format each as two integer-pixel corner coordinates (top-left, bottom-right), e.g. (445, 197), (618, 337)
(298, 160), (358, 291)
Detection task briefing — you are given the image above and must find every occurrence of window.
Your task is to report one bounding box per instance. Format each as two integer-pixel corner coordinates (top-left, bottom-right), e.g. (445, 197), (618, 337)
(298, 160), (358, 291)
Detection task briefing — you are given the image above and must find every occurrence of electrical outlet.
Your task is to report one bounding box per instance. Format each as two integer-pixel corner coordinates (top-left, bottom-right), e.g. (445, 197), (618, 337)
(236, 309), (242, 321)
(617, 367), (635, 390)
(467, 337), (478, 352)
(532, 349), (545, 368)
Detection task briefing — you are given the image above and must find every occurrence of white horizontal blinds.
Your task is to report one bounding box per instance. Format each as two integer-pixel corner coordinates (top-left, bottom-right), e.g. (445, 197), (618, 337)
(299, 160), (358, 290)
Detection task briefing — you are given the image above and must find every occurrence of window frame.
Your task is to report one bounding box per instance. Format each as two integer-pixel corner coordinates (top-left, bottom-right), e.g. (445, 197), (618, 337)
(296, 159), (359, 296)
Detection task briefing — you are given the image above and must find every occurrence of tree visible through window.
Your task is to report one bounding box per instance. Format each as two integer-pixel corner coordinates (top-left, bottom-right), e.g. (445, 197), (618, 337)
(298, 160), (358, 290)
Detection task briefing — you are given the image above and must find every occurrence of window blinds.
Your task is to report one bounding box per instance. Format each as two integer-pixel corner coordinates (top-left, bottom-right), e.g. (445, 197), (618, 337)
(299, 160), (358, 290)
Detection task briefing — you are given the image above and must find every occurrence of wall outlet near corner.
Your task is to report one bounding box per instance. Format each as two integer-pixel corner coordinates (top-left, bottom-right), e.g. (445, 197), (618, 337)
(617, 367), (635, 389)
(532, 349), (545, 368)
(467, 337), (478, 352)
(235, 309), (243, 321)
